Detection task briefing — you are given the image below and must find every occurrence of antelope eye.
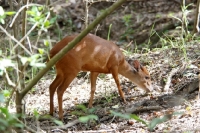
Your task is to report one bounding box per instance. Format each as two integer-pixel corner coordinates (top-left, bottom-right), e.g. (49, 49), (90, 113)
(145, 76), (150, 80)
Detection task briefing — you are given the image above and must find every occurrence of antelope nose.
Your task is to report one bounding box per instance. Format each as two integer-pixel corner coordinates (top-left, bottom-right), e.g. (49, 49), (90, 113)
(148, 84), (153, 92)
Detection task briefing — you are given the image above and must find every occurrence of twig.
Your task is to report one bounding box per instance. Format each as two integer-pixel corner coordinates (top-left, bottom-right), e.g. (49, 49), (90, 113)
(3, 69), (16, 107)
(164, 67), (180, 92)
(5, 61), (29, 107)
(84, 0), (89, 28)
(109, 115), (116, 124)
(34, 12), (50, 51)
(125, 40), (133, 48)
(12, 22), (39, 52)
(3, 69), (16, 88)
(15, 118), (37, 133)
(0, 25), (31, 55)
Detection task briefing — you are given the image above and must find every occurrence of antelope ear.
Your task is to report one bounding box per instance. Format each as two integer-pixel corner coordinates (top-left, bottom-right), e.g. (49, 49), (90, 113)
(128, 59), (133, 65)
(128, 59), (141, 72)
(133, 60), (141, 72)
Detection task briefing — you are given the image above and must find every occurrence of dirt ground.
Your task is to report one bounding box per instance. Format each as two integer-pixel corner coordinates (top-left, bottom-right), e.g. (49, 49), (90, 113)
(24, 42), (200, 132)
(1, 0), (200, 132)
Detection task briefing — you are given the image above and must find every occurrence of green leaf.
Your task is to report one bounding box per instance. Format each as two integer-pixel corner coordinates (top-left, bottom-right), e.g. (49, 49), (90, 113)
(88, 107), (96, 114)
(20, 57), (29, 65)
(0, 107), (9, 117)
(53, 119), (63, 125)
(31, 54), (40, 60)
(0, 18), (5, 24)
(148, 117), (165, 131)
(4, 59), (13, 66)
(26, 11), (35, 16)
(5, 11), (16, 16)
(148, 113), (182, 131)
(30, 62), (46, 67)
(129, 114), (147, 126)
(0, 93), (4, 103)
(26, 54), (46, 67)
(40, 114), (63, 125)
(12, 123), (24, 128)
(173, 112), (184, 116)
(32, 6), (39, 14)
(0, 6), (5, 16)
(43, 40), (49, 47)
(38, 48), (44, 54)
(76, 104), (87, 113)
(33, 109), (39, 119)
(71, 111), (85, 116)
(0, 59), (15, 68)
(38, 6), (43, 11)
(79, 115), (98, 123)
(110, 110), (130, 119)
(0, 118), (8, 127)
(2, 90), (10, 97)
(110, 110), (147, 126)
(50, 16), (57, 24)
(44, 20), (50, 27)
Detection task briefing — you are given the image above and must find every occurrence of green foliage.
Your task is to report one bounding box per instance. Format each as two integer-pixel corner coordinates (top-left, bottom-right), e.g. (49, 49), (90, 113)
(110, 110), (148, 126)
(20, 54), (46, 68)
(71, 104), (98, 123)
(33, 110), (63, 126)
(0, 59), (15, 76)
(123, 14), (132, 27)
(107, 24), (112, 40)
(0, 95), (24, 133)
(156, 4), (193, 60)
(121, 47), (135, 56)
(27, 6), (57, 32)
(98, 73), (106, 79)
(79, 115), (98, 123)
(2, 90), (10, 98)
(43, 40), (50, 47)
(0, 6), (16, 24)
(48, 116), (63, 125)
(110, 110), (183, 131)
(148, 112), (184, 131)
(120, 14), (134, 40)
(0, 93), (4, 103)
(104, 93), (117, 104)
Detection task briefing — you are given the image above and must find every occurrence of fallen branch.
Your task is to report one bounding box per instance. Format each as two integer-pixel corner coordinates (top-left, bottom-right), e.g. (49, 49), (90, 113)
(125, 106), (161, 114)
(164, 67), (180, 92)
(41, 119), (80, 130)
(198, 74), (200, 99)
(187, 78), (199, 93)
(100, 105), (161, 123)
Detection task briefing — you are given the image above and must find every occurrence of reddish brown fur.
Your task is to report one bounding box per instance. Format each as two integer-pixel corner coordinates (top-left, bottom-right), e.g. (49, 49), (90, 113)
(49, 34), (153, 120)
(141, 66), (150, 75)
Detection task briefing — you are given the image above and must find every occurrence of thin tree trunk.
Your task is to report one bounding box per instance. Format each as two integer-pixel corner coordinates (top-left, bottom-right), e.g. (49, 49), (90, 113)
(193, 0), (200, 34)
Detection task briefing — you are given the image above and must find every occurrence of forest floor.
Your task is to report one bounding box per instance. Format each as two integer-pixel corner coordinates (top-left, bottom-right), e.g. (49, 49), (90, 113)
(1, 1), (199, 132)
(24, 41), (200, 133)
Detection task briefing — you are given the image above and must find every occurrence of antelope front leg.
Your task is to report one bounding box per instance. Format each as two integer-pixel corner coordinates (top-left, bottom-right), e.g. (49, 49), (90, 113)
(88, 72), (99, 108)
